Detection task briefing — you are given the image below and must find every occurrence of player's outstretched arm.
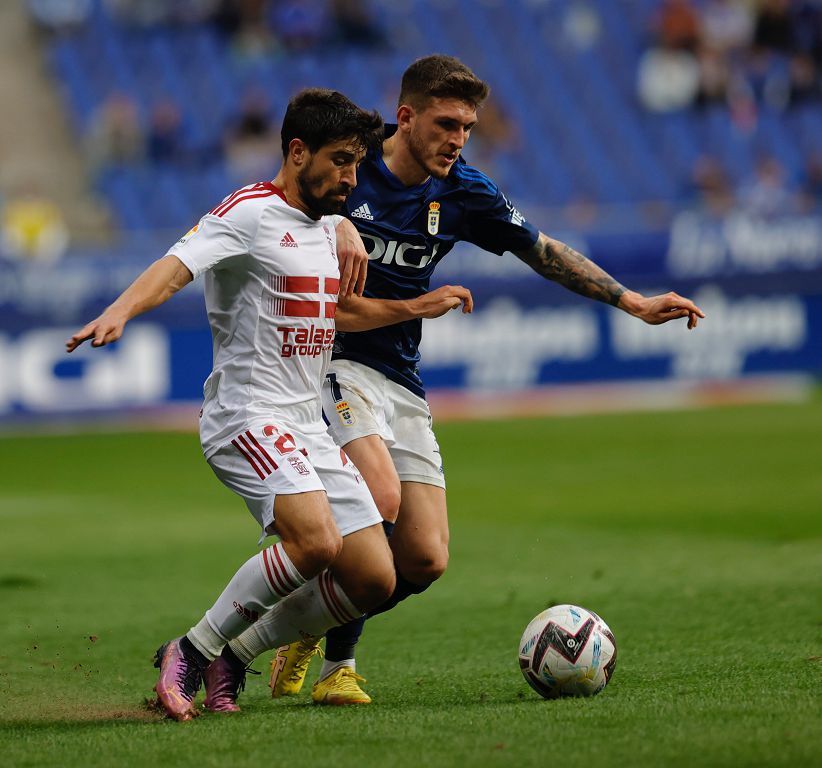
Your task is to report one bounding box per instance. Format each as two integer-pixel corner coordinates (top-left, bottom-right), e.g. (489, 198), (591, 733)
(336, 285), (473, 332)
(514, 232), (705, 329)
(334, 217), (368, 298)
(66, 255), (193, 352)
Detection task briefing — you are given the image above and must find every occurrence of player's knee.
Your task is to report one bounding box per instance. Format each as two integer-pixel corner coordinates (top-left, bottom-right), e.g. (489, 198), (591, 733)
(401, 546), (449, 585)
(371, 481), (401, 522)
(298, 529), (343, 576)
(364, 568), (397, 610)
(356, 565), (396, 611)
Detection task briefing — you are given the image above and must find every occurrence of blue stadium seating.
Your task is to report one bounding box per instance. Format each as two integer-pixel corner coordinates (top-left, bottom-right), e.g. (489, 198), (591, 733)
(44, 0), (821, 231)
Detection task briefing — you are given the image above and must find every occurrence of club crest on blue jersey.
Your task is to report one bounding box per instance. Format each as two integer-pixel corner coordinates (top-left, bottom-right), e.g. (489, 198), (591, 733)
(427, 201), (440, 235)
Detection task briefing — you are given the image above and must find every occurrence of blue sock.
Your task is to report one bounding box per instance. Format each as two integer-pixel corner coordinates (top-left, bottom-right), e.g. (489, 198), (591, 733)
(324, 570), (430, 662)
(324, 519), (399, 663)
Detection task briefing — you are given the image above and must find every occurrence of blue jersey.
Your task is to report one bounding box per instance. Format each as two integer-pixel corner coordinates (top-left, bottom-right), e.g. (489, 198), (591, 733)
(334, 125), (540, 397)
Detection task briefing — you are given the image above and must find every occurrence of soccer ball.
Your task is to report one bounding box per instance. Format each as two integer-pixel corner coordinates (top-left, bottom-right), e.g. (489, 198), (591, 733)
(518, 604), (617, 699)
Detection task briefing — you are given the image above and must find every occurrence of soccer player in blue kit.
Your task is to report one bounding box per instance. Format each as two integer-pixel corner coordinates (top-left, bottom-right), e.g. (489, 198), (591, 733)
(260, 55), (705, 705)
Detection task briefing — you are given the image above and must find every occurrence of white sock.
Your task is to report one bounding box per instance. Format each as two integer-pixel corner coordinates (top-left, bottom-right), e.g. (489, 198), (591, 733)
(188, 542), (304, 660)
(320, 657), (355, 679)
(186, 616), (227, 662)
(229, 570), (361, 665)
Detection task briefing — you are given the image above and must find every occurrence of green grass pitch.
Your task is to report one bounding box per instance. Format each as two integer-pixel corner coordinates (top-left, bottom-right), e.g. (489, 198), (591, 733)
(1, 398), (820, 767)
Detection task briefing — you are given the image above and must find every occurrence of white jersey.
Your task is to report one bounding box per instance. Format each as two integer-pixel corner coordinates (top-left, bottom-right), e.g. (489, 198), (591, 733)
(168, 182), (340, 458)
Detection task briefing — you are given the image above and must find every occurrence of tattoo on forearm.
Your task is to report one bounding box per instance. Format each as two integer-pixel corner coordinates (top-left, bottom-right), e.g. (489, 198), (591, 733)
(520, 236), (626, 306)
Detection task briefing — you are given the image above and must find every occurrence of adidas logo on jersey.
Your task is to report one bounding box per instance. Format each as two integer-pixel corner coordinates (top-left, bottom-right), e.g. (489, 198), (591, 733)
(350, 203), (374, 221)
(280, 232), (298, 247)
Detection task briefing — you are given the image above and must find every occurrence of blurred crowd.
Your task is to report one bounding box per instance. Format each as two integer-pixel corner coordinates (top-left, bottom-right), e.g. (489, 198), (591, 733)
(7, 0), (819, 262)
(29, 0), (386, 54)
(689, 150), (822, 217)
(638, 0), (822, 114)
(84, 88), (283, 187)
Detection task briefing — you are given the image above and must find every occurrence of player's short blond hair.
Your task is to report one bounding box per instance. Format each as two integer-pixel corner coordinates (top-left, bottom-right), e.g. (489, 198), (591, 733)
(398, 55), (490, 111)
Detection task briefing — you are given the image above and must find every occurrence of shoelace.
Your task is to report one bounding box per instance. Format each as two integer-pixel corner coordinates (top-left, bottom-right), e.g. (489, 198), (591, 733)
(177, 658), (205, 702)
(234, 665), (261, 695)
(290, 644), (323, 682)
(334, 669), (367, 690)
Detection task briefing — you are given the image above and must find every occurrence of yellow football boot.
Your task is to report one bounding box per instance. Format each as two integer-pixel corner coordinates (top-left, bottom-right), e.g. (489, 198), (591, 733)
(311, 667), (371, 706)
(269, 638), (323, 698)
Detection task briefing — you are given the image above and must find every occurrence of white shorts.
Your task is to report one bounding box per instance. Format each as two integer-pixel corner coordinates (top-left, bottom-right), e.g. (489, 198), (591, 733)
(207, 419), (382, 542)
(322, 359), (445, 488)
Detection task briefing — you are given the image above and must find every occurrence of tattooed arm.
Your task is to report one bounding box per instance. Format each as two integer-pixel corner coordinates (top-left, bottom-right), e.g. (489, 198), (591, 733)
(514, 232), (705, 328)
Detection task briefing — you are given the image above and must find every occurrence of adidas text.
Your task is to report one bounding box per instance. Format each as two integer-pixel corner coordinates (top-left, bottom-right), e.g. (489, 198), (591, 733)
(351, 203), (374, 221)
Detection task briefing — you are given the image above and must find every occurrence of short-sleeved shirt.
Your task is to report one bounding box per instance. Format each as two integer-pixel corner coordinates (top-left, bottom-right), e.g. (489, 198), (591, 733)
(333, 125), (539, 397)
(167, 181), (340, 458)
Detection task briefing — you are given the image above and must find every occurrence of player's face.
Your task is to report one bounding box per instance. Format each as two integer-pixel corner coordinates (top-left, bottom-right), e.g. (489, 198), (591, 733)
(406, 98), (477, 179)
(297, 139), (364, 217)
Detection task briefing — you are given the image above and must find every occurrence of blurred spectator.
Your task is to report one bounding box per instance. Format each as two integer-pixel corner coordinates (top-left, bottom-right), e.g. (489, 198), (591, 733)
(788, 53), (821, 105)
(106, 0), (219, 26)
(147, 100), (187, 165)
(639, 0), (702, 111)
(798, 152), (822, 211)
(216, 0), (280, 63)
(224, 90), (279, 186)
(752, 0), (794, 54)
(696, 44), (734, 105)
(637, 46), (700, 111)
(655, 0), (701, 52)
(86, 93), (145, 172)
(791, 0), (822, 63)
(1, 184), (69, 263)
(700, 0), (753, 56)
(269, 0), (328, 52)
(738, 155), (796, 217)
(689, 154), (736, 216)
(328, 0), (385, 49)
(469, 97), (521, 179)
(560, 1), (601, 51)
(27, 0), (92, 33)
(640, 0), (820, 115)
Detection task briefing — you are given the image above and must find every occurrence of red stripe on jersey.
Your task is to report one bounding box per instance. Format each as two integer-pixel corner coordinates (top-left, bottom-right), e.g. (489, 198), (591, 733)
(318, 572), (346, 624)
(284, 276), (320, 293)
(324, 302), (337, 318)
(232, 438), (266, 480)
(210, 182), (286, 217)
(324, 278), (340, 295)
(262, 548), (289, 597)
(237, 434), (271, 477)
(214, 190), (277, 218)
(266, 183), (288, 204)
(209, 185), (255, 216)
(210, 182), (271, 216)
(245, 431), (278, 472)
(281, 299), (320, 318)
(271, 543), (299, 591)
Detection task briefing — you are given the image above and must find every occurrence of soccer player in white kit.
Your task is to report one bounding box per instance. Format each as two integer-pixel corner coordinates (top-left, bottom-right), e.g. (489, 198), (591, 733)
(66, 89), (472, 721)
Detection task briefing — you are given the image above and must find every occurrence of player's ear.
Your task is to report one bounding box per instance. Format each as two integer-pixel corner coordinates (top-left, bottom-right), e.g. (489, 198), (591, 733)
(396, 104), (415, 132)
(288, 138), (309, 167)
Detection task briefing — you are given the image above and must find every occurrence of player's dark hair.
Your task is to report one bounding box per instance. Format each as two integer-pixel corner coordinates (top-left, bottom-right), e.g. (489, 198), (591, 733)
(398, 55), (490, 110)
(281, 88), (383, 157)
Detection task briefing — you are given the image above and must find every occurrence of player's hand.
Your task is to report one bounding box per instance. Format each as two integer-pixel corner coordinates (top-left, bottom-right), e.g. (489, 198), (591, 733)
(620, 290), (705, 329)
(413, 285), (474, 319)
(335, 218), (368, 298)
(65, 311), (127, 352)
